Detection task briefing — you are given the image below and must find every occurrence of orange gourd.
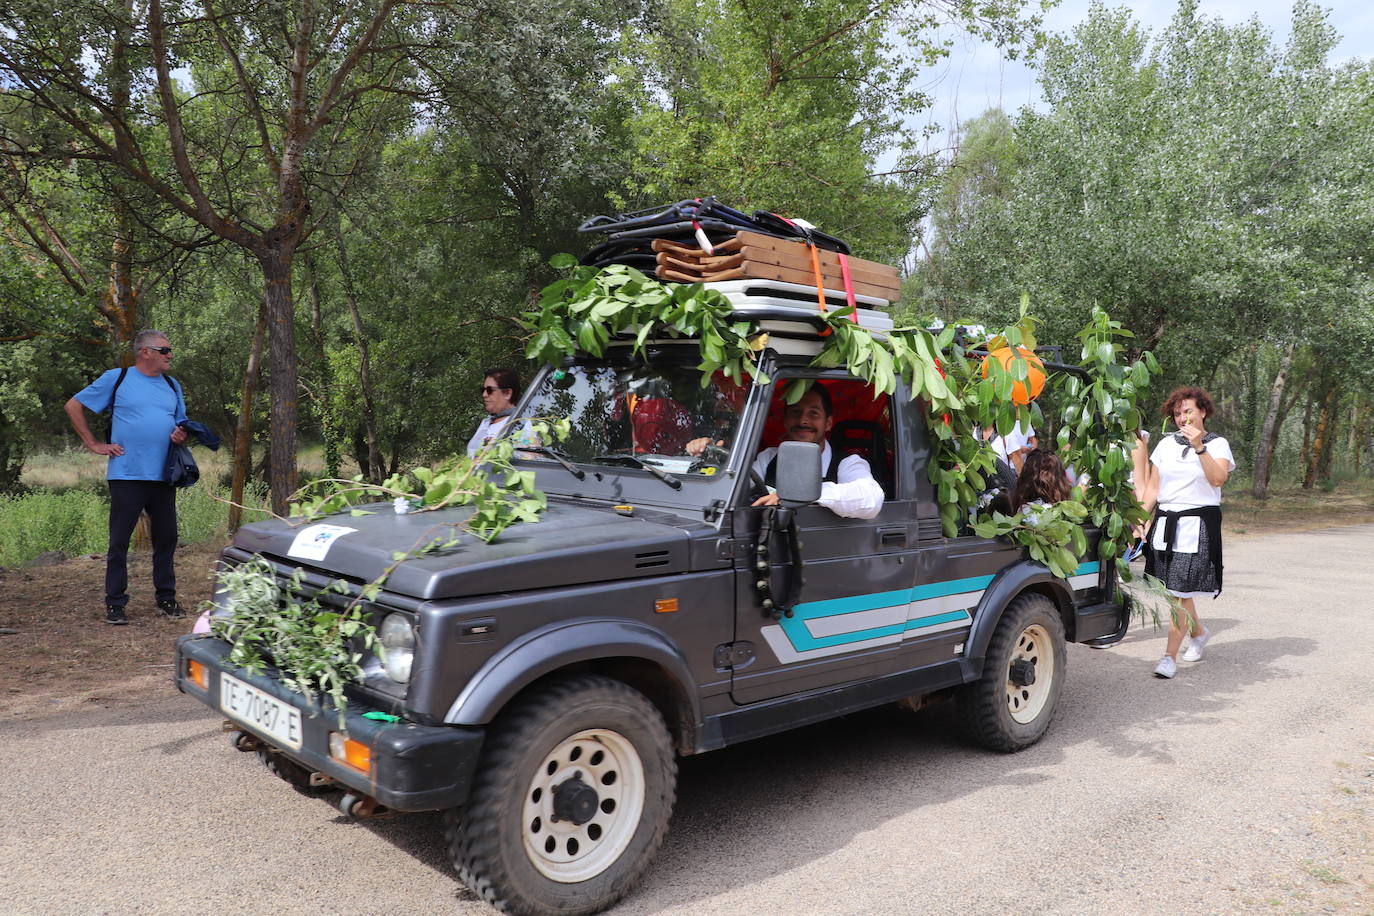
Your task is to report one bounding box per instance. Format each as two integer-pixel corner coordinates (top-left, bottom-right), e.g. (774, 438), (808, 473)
(981, 347), (1046, 406)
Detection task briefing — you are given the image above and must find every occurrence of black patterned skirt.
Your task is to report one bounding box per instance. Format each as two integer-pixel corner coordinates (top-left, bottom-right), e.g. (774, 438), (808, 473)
(1145, 509), (1222, 598)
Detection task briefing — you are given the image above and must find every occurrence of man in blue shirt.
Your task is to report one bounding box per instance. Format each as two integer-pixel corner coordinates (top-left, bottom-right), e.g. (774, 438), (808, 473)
(65, 330), (189, 625)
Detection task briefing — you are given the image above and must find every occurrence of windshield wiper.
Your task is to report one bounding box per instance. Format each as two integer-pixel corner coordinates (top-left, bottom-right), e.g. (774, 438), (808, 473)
(591, 453), (682, 490)
(519, 446), (586, 480)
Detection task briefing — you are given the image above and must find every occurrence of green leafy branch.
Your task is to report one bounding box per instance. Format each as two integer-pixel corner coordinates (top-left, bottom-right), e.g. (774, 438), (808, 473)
(288, 418), (568, 543)
(526, 259), (1160, 580)
(970, 497), (1090, 578)
(211, 557), (377, 726)
(524, 258), (770, 387)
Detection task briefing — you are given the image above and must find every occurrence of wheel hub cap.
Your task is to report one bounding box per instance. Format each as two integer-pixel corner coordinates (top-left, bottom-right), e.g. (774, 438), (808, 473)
(552, 777), (600, 826)
(1008, 657), (1036, 687)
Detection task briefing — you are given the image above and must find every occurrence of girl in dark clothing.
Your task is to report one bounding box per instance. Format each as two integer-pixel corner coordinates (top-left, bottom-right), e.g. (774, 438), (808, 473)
(1009, 448), (1072, 514)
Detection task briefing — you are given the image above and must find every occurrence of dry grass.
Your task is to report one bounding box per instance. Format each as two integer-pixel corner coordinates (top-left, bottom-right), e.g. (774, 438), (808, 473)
(21, 443), (341, 490)
(1223, 477), (1374, 539)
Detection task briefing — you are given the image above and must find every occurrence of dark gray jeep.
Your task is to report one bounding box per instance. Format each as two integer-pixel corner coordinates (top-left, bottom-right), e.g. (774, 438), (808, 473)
(176, 302), (1126, 914)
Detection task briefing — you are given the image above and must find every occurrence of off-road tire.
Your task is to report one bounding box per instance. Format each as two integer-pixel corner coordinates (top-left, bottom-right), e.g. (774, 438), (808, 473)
(958, 592), (1066, 752)
(443, 675), (677, 915)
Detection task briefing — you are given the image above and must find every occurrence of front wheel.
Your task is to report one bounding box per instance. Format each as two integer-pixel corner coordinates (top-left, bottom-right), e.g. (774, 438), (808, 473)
(957, 592), (1067, 752)
(444, 675), (677, 915)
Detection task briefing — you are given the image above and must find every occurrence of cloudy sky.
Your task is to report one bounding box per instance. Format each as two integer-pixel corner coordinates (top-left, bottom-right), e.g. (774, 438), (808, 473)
(916, 0), (1373, 152)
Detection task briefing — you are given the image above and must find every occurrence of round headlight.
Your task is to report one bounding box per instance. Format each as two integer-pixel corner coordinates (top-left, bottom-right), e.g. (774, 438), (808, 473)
(379, 612), (416, 683)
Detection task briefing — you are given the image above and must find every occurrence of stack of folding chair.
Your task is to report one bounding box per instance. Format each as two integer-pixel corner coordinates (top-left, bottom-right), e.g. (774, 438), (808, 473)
(577, 198), (903, 309)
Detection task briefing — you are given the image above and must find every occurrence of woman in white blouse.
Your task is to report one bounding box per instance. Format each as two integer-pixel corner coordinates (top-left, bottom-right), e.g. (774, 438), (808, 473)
(1139, 388), (1235, 679)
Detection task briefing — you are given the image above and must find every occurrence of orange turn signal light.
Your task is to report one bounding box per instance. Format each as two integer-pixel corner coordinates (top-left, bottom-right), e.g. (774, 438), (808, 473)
(186, 659), (209, 691)
(654, 598), (678, 614)
(329, 732), (372, 774)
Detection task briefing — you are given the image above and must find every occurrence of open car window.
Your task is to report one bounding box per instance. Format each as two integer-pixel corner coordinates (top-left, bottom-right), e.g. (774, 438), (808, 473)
(518, 353), (750, 477)
(752, 378), (895, 498)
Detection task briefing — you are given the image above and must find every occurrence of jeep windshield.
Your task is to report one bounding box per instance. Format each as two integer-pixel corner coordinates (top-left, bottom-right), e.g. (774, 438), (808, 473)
(516, 350), (750, 479)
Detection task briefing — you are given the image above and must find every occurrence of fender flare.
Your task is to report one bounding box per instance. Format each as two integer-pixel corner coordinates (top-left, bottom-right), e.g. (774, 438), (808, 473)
(443, 618), (700, 732)
(964, 562), (1074, 671)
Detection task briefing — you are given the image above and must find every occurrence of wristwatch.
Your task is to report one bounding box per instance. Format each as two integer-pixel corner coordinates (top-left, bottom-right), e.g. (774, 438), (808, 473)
(1195, 445), (1207, 455)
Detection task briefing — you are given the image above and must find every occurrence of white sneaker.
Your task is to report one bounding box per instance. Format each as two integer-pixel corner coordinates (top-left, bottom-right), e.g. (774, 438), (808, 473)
(1182, 628), (1212, 662)
(1153, 656), (1177, 679)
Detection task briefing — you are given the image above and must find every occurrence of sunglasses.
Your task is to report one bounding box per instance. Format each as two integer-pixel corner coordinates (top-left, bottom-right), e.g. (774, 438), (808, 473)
(144, 346), (173, 355)
(479, 385), (510, 395)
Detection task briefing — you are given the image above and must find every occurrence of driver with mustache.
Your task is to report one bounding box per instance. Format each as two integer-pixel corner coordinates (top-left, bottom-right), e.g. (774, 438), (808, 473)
(751, 384), (884, 519)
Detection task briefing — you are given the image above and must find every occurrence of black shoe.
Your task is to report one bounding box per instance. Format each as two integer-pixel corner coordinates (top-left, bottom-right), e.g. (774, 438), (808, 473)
(156, 599), (186, 619)
(106, 605), (128, 626)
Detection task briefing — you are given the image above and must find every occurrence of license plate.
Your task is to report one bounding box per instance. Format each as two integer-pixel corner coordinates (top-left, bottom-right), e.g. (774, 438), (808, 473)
(221, 672), (303, 750)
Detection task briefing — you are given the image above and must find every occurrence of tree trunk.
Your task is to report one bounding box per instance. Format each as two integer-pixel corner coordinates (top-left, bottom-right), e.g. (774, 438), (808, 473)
(1344, 397), (1360, 476)
(1317, 389), (1339, 484)
(101, 2), (140, 366)
(305, 253), (342, 479)
(1353, 398), (1368, 478)
(333, 228), (384, 482)
(1251, 341), (1294, 499)
(260, 251), (299, 515)
(1299, 393), (1314, 488)
(228, 300), (269, 532)
(1303, 384), (1335, 490)
(102, 224), (140, 364)
(1241, 341), (1260, 469)
(352, 426), (372, 482)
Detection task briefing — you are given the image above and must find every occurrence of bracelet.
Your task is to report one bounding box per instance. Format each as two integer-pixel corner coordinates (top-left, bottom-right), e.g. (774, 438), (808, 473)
(1195, 446), (1207, 455)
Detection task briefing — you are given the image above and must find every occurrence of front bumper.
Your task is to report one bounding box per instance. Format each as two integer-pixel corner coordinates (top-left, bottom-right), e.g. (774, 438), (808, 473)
(175, 635), (483, 812)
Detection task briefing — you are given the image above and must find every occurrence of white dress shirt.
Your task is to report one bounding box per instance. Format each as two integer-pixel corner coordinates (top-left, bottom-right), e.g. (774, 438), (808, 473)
(751, 441), (884, 519)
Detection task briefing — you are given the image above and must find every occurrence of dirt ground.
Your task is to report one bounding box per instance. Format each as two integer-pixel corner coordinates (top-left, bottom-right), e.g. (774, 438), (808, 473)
(2, 482), (1372, 723)
(0, 542), (222, 720)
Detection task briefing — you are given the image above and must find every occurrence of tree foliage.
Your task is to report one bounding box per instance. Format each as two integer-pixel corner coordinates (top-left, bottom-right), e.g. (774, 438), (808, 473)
(910, 0), (1374, 494)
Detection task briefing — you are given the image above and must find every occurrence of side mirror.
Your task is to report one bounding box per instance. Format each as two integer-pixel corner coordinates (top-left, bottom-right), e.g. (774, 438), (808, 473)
(774, 440), (822, 508)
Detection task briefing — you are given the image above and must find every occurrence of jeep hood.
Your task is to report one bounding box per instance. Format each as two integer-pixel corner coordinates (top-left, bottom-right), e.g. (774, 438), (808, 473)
(231, 499), (699, 600)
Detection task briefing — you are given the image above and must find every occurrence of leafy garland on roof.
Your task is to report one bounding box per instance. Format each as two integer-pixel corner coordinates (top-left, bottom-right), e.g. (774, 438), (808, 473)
(525, 258), (1157, 580)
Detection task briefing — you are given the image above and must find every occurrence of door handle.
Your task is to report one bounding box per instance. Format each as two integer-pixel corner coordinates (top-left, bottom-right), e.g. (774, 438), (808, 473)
(879, 527), (907, 548)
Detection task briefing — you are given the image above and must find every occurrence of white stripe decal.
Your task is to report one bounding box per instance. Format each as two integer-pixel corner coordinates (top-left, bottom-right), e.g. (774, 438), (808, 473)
(910, 590), (985, 616)
(805, 603), (908, 639)
(761, 624), (902, 663)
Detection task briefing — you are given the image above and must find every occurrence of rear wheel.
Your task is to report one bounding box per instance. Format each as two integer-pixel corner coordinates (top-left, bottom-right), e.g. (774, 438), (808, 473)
(958, 593), (1066, 752)
(444, 675), (676, 915)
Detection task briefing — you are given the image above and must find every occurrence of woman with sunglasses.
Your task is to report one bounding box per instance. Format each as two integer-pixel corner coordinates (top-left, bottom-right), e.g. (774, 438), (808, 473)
(1139, 387), (1235, 679)
(466, 368), (521, 457)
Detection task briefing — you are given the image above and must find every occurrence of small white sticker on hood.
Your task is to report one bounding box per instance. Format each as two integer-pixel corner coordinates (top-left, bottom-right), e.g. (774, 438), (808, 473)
(287, 524), (358, 561)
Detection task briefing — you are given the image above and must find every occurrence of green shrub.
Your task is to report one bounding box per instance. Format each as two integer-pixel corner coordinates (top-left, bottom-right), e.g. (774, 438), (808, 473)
(0, 489), (109, 566)
(177, 481), (272, 545)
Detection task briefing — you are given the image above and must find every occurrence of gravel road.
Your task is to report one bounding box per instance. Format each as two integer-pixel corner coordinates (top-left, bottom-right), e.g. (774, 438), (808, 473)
(3, 524), (1372, 915)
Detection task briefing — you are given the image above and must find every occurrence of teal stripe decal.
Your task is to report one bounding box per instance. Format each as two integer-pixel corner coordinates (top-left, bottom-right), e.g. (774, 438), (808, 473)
(795, 588), (913, 620)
